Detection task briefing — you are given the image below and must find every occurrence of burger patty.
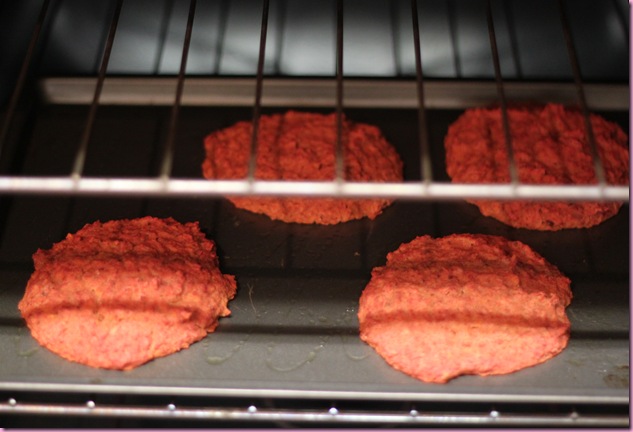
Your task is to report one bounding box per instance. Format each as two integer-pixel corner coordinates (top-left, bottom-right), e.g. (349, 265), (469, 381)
(444, 103), (629, 230)
(358, 234), (572, 384)
(18, 216), (237, 370)
(202, 110), (403, 224)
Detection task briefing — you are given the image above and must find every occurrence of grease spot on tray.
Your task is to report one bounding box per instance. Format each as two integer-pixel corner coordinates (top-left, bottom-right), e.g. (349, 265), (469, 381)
(265, 336), (329, 373)
(265, 344), (322, 373)
(603, 365), (629, 389)
(263, 302), (344, 373)
(338, 303), (370, 361)
(343, 346), (370, 361)
(13, 335), (39, 357)
(206, 338), (249, 366)
(566, 358), (584, 367)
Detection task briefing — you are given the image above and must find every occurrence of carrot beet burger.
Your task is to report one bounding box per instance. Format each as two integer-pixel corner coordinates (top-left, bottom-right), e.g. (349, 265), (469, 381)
(444, 103), (629, 230)
(18, 216), (237, 370)
(202, 111), (403, 224)
(358, 234), (572, 384)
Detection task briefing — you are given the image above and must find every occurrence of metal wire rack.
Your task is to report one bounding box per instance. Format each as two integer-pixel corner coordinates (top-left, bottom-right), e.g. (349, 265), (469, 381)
(0, 0), (628, 201)
(0, 395), (628, 427)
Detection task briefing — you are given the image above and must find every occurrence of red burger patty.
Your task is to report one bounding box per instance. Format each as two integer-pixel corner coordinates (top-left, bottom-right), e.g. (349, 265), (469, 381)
(18, 217), (237, 370)
(358, 234), (572, 384)
(444, 103), (629, 230)
(202, 111), (403, 224)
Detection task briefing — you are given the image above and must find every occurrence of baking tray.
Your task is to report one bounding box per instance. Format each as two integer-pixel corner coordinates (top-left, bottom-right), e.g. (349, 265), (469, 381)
(0, 105), (628, 406)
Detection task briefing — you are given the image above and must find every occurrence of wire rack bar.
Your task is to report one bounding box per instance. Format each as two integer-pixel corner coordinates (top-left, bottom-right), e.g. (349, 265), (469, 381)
(0, 176), (626, 201)
(0, 0), (51, 158)
(247, 0), (270, 181)
(446, 0), (461, 78)
(159, 0), (197, 180)
(411, 0), (433, 183)
(335, 0), (345, 182)
(557, 0), (607, 187)
(486, 0), (518, 184)
(39, 78), (629, 110)
(71, 0), (123, 179)
(0, 399), (627, 427)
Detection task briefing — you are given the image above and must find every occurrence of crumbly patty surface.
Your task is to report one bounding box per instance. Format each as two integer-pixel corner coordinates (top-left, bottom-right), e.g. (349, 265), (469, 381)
(358, 234), (572, 384)
(444, 104), (629, 230)
(202, 111), (403, 224)
(18, 217), (237, 370)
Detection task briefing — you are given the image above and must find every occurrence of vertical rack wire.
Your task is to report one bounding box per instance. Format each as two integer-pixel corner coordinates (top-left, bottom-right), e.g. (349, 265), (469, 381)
(271, 0), (287, 75)
(153, 0), (177, 75)
(334, 0), (345, 183)
(500, 0), (522, 79)
(211, 0), (230, 74)
(485, 0), (518, 185)
(446, 0), (462, 78)
(248, 0), (271, 182)
(389, 1), (403, 77)
(159, 0), (197, 180)
(0, 0), (51, 159)
(410, 0), (433, 184)
(610, 0), (629, 51)
(70, 0), (124, 180)
(557, 0), (606, 187)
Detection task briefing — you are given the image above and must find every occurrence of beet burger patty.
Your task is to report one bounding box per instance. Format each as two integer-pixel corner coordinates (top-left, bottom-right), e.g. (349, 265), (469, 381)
(202, 110), (403, 224)
(358, 234), (572, 383)
(444, 103), (629, 230)
(18, 216), (237, 370)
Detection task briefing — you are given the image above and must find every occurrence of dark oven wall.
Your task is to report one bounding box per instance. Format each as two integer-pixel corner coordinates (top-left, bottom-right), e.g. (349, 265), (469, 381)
(0, 0), (629, 99)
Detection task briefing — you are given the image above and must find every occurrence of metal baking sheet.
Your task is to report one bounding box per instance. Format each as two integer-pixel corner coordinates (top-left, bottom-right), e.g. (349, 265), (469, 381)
(0, 106), (628, 404)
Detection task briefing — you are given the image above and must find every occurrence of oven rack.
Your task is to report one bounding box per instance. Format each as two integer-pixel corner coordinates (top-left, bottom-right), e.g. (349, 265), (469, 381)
(0, 396), (628, 427)
(0, 0), (629, 202)
(0, 171), (628, 201)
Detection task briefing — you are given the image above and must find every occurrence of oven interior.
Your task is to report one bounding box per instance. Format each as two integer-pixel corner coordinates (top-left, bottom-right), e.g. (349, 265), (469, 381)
(0, 0), (629, 427)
